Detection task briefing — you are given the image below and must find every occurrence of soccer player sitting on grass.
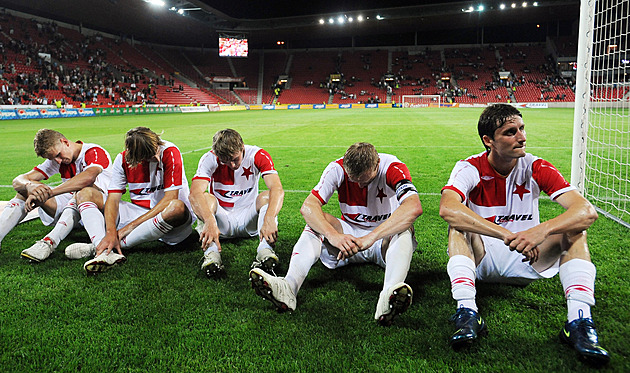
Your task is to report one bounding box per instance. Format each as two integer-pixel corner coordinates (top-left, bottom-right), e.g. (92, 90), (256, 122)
(249, 142), (422, 326)
(66, 127), (194, 274)
(0, 129), (111, 262)
(189, 129), (284, 278)
(439, 104), (609, 364)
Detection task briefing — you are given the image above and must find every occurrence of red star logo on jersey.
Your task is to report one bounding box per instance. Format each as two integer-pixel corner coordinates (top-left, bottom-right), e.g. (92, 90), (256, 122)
(376, 188), (387, 203)
(513, 183), (531, 201)
(242, 166), (253, 180)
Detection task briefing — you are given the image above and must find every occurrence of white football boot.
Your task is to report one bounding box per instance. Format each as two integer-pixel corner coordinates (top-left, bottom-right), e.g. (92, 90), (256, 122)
(249, 267), (296, 312)
(83, 251), (126, 274)
(21, 240), (54, 262)
(201, 250), (224, 278)
(65, 243), (96, 259)
(374, 282), (413, 326)
(253, 247), (279, 273)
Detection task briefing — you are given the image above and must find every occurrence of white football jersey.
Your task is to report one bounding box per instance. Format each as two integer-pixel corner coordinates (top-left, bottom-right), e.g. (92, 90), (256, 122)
(443, 151), (574, 233)
(312, 153), (417, 229)
(34, 141), (112, 192)
(109, 140), (191, 211)
(192, 145), (277, 211)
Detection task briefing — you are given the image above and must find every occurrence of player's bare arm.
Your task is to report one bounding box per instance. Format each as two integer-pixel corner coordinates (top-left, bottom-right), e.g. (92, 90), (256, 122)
(13, 170), (50, 201)
(97, 192), (123, 256)
(189, 178), (222, 251)
(440, 189), (513, 241)
(300, 193), (360, 258)
(260, 173), (284, 244)
(355, 194), (423, 251)
(25, 167), (102, 211)
(505, 190), (597, 256)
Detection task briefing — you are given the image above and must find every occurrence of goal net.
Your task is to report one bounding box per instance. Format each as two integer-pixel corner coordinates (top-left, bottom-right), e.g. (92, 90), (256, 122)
(572, 0), (630, 228)
(401, 95), (441, 108)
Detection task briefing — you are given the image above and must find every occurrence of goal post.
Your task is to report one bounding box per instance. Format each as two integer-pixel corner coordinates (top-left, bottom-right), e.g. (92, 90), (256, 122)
(401, 95), (441, 108)
(572, 0), (630, 228)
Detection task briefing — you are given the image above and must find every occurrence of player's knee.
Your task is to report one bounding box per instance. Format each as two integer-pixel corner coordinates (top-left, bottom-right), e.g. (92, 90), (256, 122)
(256, 191), (269, 210)
(75, 187), (100, 205)
(163, 200), (188, 225)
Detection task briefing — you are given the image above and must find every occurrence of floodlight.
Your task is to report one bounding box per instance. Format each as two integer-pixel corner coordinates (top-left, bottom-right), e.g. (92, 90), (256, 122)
(147, 0), (165, 6)
(511, 3), (516, 8)
(338, 16), (344, 24)
(357, 15), (363, 21)
(329, 18), (334, 24)
(348, 17), (353, 22)
(522, 2), (528, 6)
(499, 3), (506, 9)
(169, 6), (176, 11)
(533, 1), (538, 5)
(478, 5), (484, 11)
(177, 8), (184, 14)
(319, 19), (325, 24)
(376, 15), (384, 20)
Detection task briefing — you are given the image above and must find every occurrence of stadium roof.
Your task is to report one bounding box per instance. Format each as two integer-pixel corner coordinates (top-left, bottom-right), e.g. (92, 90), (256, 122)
(2, 0), (579, 48)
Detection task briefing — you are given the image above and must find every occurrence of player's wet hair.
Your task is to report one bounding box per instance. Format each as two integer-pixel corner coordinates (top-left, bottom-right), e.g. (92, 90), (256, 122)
(124, 127), (164, 167)
(33, 129), (66, 158)
(478, 104), (522, 152)
(343, 142), (379, 179)
(212, 129), (244, 161)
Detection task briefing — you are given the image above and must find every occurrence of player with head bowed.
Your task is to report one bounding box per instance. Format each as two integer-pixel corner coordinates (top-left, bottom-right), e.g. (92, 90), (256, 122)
(189, 128), (284, 278)
(439, 104), (609, 364)
(249, 142), (422, 326)
(67, 127), (194, 274)
(0, 129), (112, 262)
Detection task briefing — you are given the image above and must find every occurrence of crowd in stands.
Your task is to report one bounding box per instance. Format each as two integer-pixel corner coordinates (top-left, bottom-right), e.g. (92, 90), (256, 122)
(0, 8), (586, 107)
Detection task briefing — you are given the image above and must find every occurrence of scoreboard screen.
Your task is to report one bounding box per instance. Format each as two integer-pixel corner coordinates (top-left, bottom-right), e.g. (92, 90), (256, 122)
(219, 37), (248, 58)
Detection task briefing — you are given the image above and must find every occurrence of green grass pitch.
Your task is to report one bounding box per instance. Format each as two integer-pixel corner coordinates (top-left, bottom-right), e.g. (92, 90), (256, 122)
(0, 108), (627, 372)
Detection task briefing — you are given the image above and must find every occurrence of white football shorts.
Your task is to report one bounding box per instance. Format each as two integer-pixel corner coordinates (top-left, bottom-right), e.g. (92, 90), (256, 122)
(117, 200), (193, 245)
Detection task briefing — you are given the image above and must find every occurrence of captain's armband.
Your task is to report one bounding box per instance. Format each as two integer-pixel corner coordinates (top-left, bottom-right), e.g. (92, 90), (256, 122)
(395, 179), (417, 200)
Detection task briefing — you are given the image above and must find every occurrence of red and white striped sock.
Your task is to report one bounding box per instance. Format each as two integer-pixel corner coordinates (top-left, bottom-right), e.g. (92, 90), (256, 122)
(121, 212), (173, 248)
(447, 255), (478, 311)
(560, 259), (595, 322)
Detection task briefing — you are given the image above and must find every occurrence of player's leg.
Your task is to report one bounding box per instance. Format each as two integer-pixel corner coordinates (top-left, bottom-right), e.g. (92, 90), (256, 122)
(0, 189), (60, 249)
(249, 215), (333, 312)
(540, 231), (610, 364)
(375, 229), (414, 326)
(446, 227), (487, 349)
(197, 194), (227, 278)
(121, 199), (189, 248)
(65, 187), (107, 259)
(253, 191), (279, 272)
(21, 196), (80, 262)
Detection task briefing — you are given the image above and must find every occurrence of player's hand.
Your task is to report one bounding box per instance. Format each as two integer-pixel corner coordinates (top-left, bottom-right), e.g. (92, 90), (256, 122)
(117, 224), (135, 241)
(328, 232), (360, 260)
(504, 226), (547, 255)
(259, 218), (278, 245)
(28, 184), (52, 204)
(521, 246), (540, 264)
(199, 221), (222, 252)
(353, 234), (377, 252)
(96, 231), (122, 256)
(24, 195), (40, 212)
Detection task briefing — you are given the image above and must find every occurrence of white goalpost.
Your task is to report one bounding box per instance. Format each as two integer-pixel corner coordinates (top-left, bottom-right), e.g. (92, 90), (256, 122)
(401, 95), (441, 108)
(572, 0), (630, 228)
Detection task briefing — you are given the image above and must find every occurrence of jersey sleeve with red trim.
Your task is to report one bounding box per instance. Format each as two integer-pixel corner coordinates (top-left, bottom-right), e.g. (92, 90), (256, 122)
(162, 146), (184, 191)
(311, 161), (344, 205)
(532, 159), (575, 200)
(83, 146), (110, 171)
(442, 161), (480, 203)
(108, 153), (127, 194)
(254, 148), (278, 176)
(193, 151), (218, 182)
(33, 159), (59, 180)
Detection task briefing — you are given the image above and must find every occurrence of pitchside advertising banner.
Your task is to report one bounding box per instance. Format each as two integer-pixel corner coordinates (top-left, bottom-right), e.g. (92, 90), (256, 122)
(0, 108), (95, 119)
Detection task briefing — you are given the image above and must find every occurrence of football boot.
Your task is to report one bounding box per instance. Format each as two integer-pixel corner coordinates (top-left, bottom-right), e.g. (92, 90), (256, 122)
(21, 239), (54, 262)
(560, 317), (610, 365)
(374, 282), (413, 326)
(249, 267), (296, 312)
(449, 307), (487, 349)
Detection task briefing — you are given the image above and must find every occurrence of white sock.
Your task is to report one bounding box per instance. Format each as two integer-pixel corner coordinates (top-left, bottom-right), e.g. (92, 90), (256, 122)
(447, 255), (478, 312)
(560, 259), (596, 322)
(284, 227), (322, 295)
(0, 198), (27, 242)
(79, 201), (106, 246)
(204, 243), (219, 255)
(382, 230), (414, 291)
(121, 213), (173, 248)
(256, 204), (275, 253)
(45, 204), (80, 248)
